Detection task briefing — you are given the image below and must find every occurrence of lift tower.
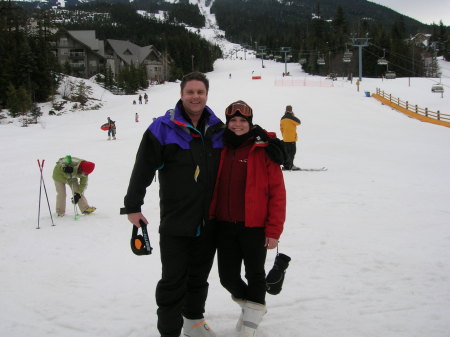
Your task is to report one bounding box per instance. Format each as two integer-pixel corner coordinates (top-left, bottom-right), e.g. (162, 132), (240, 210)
(351, 37), (370, 81)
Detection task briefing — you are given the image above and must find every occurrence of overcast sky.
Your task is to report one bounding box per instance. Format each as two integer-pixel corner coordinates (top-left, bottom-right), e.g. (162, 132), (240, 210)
(371, 0), (450, 25)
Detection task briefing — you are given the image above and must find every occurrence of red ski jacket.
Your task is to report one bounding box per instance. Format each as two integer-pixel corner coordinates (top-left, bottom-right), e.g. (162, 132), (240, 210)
(209, 139), (286, 239)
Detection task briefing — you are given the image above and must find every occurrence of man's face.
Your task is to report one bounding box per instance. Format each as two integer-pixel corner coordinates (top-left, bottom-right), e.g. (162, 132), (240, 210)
(180, 80), (208, 117)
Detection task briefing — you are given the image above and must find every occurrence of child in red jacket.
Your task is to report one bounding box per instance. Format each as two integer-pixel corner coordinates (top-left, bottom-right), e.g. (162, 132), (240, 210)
(209, 100), (286, 337)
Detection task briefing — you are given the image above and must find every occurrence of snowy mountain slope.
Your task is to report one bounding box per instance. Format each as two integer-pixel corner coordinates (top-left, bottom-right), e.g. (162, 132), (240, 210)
(1, 55), (450, 337)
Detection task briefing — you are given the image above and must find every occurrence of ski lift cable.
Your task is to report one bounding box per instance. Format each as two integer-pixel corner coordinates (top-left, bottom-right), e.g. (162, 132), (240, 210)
(369, 42), (431, 69)
(365, 43), (450, 78)
(364, 48), (450, 87)
(364, 47), (424, 77)
(297, 45), (348, 56)
(368, 42), (423, 65)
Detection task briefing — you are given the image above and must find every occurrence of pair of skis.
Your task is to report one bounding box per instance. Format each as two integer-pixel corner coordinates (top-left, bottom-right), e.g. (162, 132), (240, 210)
(284, 167), (328, 172)
(298, 167), (327, 172)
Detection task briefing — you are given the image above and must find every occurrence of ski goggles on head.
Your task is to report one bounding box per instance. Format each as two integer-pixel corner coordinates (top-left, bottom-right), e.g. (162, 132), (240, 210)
(225, 101), (253, 118)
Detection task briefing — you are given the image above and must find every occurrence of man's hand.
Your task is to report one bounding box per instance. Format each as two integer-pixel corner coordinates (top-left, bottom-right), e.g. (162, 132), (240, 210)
(265, 237), (279, 250)
(128, 212), (148, 228)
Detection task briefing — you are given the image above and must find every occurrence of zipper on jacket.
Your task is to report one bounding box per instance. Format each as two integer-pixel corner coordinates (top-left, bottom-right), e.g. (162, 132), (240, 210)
(187, 124), (211, 230)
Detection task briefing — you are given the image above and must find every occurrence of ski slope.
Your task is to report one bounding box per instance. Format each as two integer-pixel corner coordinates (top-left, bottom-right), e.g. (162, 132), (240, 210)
(1, 1), (450, 336)
(1, 54), (450, 337)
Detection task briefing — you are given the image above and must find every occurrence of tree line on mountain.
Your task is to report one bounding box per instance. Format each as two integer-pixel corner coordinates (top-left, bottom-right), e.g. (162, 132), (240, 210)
(68, 2), (221, 79)
(211, 0), (449, 77)
(0, 1), (221, 116)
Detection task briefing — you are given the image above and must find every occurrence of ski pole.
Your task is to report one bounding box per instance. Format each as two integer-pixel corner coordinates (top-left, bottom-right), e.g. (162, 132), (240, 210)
(37, 160), (43, 229)
(37, 160), (55, 228)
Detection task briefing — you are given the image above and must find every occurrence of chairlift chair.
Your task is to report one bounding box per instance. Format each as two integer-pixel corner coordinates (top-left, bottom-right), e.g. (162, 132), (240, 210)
(378, 48), (388, 66)
(431, 84), (444, 93)
(343, 51), (353, 58)
(299, 58), (306, 64)
(385, 71), (396, 79)
(343, 56), (351, 63)
(317, 57), (325, 65)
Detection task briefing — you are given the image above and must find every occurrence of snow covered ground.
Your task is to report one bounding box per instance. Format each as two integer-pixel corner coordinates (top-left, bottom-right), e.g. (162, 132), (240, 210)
(1, 2), (450, 337)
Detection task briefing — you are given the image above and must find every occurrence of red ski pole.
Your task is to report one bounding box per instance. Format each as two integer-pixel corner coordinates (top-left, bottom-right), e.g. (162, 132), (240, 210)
(37, 160), (55, 227)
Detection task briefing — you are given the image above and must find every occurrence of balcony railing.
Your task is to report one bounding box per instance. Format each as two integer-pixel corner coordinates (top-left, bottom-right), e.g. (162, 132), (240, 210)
(69, 51), (85, 58)
(70, 63), (85, 69)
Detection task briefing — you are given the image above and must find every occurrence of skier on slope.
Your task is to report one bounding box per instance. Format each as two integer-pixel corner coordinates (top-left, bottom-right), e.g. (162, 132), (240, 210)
(280, 105), (301, 171)
(52, 156), (96, 217)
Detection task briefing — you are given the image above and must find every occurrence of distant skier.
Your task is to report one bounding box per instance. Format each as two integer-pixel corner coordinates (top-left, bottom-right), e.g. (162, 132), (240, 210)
(52, 156), (96, 217)
(135, 112), (139, 123)
(144, 93), (148, 104)
(138, 94), (143, 104)
(280, 105), (301, 171)
(107, 117), (116, 140)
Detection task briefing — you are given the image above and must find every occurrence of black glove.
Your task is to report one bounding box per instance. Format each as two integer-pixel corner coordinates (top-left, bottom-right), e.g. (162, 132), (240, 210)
(63, 166), (74, 174)
(251, 125), (269, 142)
(266, 253), (291, 295)
(72, 193), (81, 204)
(265, 137), (287, 165)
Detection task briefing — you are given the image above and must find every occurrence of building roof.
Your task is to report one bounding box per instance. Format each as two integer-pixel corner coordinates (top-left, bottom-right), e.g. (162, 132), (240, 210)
(67, 30), (105, 56)
(106, 39), (161, 65)
(60, 30), (163, 65)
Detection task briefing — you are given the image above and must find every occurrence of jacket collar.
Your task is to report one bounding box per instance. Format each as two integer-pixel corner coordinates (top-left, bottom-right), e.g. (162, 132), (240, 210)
(164, 100), (222, 129)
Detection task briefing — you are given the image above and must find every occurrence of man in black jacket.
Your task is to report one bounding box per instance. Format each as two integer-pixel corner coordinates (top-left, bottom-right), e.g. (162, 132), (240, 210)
(121, 72), (223, 337)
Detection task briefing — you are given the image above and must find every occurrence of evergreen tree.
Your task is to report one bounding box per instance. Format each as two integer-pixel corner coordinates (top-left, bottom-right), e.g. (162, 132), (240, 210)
(6, 84), (32, 117)
(6, 84), (20, 117)
(72, 80), (93, 106)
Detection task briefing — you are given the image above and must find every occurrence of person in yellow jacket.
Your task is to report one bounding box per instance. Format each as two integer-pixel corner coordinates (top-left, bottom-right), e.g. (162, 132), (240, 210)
(280, 105), (301, 170)
(52, 155), (96, 217)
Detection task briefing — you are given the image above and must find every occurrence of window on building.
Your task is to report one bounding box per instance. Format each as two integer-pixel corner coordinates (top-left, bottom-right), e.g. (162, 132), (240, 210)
(60, 37), (68, 47)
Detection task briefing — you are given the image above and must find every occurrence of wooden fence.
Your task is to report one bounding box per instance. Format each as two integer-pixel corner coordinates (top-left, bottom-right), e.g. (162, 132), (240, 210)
(372, 88), (450, 128)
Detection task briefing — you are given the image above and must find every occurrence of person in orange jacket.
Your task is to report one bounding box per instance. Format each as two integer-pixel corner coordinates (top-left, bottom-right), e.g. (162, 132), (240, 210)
(280, 105), (301, 170)
(209, 100), (286, 337)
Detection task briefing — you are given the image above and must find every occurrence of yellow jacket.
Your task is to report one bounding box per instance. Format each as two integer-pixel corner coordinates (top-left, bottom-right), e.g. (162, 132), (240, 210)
(280, 113), (301, 142)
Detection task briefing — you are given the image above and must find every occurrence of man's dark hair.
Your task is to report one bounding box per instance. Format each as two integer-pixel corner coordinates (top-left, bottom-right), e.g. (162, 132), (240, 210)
(180, 72), (209, 93)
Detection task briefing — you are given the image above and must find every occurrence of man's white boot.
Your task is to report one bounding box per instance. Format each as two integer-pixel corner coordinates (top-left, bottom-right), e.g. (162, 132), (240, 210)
(232, 296), (246, 331)
(183, 317), (216, 337)
(240, 301), (266, 337)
